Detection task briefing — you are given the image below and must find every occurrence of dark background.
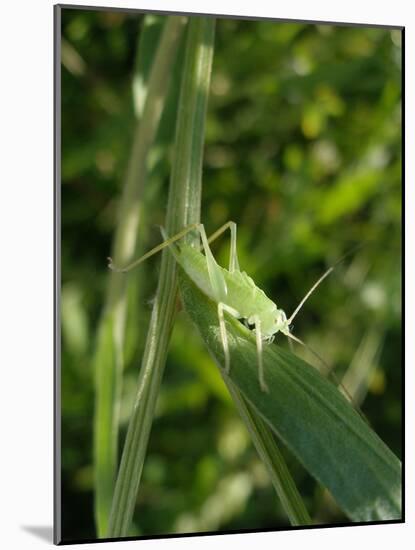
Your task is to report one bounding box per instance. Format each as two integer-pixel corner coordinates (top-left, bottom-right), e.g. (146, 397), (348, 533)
(60, 8), (402, 541)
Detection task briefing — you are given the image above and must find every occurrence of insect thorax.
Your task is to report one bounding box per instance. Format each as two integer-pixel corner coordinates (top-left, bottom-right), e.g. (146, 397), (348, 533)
(222, 270), (289, 339)
(255, 306), (290, 340)
(178, 245), (290, 340)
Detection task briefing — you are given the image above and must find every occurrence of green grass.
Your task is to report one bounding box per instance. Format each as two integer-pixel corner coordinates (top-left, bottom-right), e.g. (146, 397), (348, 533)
(106, 17), (216, 538)
(93, 15), (187, 537)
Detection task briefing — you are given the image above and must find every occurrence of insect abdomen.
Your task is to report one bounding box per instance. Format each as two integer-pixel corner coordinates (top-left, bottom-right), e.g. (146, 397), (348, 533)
(177, 245), (219, 300)
(177, 244), (277, 321)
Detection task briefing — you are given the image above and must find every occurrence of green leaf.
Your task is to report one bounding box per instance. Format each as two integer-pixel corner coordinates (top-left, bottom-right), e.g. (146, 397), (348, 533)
(178, 269), (402, 523)
(224, 379), (312, 525)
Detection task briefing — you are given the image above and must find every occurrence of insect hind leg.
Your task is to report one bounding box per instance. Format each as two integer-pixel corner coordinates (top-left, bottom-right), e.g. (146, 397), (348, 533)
(198, 225), (228, 303)
(207, 221), (240, 272)
(108, 223), (201, 273)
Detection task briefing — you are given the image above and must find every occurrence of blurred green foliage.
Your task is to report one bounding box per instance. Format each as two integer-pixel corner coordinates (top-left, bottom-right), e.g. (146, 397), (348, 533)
(60, 8), (402, 542)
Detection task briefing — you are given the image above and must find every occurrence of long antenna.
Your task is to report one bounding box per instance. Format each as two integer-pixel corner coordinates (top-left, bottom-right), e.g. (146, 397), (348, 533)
(287, 242), (367, 325)
(287, 267), (333, 324)
(286, 332), (369, 424)
(286, 332), (334, 378)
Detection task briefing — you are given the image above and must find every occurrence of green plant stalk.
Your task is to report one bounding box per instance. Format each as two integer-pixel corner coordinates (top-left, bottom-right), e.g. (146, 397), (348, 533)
(107, 18), (216, 538)
(93, 15), (187, 537)
(224, 379), (311, 525)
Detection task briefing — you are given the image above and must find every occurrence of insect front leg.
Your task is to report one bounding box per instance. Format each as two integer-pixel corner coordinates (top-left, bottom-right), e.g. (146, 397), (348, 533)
(217, 302), (230, 374)
(253, 315), (268, 393)
(216, 301), (241, 375)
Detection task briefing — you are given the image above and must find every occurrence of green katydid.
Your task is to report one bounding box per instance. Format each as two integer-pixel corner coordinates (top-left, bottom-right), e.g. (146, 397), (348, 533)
(108, 221), (337, 393)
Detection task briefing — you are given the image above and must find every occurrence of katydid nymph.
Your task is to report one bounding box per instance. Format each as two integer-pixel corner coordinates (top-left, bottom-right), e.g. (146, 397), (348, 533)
(108, 221), (336, 393)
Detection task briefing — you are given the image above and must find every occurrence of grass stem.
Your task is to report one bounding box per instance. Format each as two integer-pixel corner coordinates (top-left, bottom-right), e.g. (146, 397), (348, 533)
(93, 15), (187, 537)
(107, 17), (216, 538)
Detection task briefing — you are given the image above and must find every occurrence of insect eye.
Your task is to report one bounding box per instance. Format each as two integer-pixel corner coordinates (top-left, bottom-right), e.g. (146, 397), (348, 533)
(276, 311), (286, 324)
